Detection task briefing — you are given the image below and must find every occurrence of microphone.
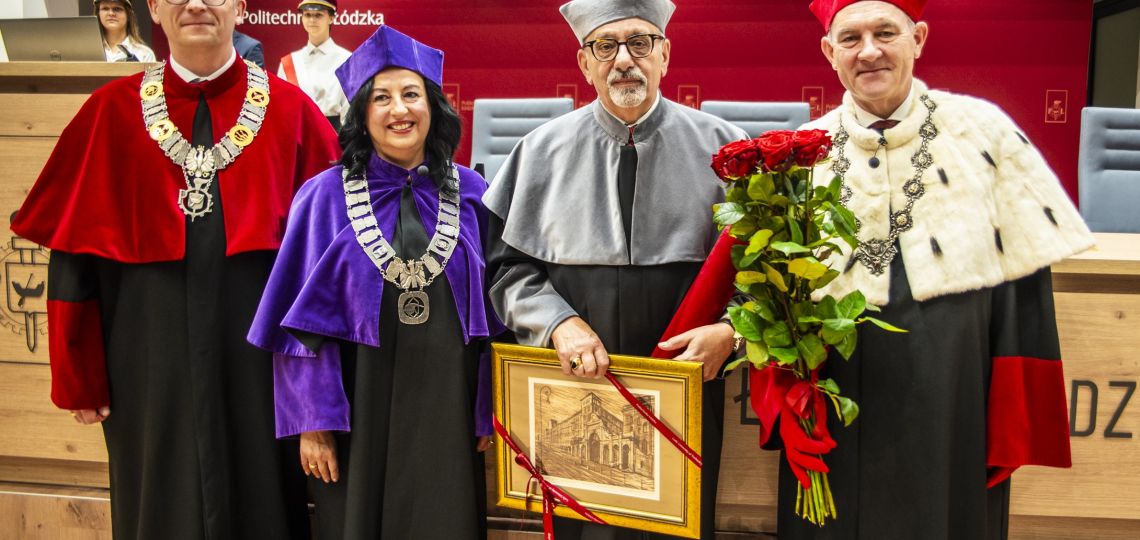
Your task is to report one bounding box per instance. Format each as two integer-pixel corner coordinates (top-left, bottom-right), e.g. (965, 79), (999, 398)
(416, 165), (430, 176)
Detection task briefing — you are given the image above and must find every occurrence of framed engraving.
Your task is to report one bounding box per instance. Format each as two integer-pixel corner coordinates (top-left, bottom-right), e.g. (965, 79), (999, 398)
(492, 343), (703, 539)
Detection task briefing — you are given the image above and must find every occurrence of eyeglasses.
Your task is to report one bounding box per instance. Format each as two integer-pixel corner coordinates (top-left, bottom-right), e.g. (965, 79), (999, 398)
(581, 34), (664, 62)
(164, 0), (229, 6)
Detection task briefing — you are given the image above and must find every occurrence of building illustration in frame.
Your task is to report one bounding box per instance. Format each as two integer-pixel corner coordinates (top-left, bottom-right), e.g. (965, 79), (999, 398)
(530, 379), (660, 496)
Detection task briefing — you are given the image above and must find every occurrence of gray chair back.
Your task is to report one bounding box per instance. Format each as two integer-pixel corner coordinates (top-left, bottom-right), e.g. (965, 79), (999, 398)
(699, 101), (811, 138)
(471, 98), (575, 182)
(1079, 107), (1140, 233)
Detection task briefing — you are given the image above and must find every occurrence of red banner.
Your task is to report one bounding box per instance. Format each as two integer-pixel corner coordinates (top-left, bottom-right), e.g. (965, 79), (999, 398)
(152, 0), (1090, 202)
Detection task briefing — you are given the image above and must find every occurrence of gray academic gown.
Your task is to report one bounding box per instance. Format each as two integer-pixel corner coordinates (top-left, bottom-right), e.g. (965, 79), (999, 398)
(484, 98), (748, 539)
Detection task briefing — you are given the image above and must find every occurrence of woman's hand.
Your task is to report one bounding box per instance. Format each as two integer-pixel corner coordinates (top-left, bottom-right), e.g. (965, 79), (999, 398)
(300, 430), (339, 483)
(476, 435), (493, 453)
(657, 322), (737, 381)
(69, 407), (111, 424)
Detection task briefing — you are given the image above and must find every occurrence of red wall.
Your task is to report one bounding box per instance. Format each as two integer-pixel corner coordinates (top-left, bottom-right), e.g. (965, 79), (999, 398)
(153, 0), (1092, 202)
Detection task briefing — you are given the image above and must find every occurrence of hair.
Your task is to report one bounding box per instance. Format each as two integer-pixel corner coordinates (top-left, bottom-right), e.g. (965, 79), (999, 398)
(95, 0), (144, 47)
(338, 73), (462, 197)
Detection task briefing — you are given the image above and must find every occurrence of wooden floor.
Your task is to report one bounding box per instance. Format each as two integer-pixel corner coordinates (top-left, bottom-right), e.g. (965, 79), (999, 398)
(2, 484), (1138, 539)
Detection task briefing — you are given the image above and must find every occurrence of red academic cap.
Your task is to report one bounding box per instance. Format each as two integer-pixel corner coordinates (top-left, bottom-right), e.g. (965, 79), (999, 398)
(809, 0), (928, 32)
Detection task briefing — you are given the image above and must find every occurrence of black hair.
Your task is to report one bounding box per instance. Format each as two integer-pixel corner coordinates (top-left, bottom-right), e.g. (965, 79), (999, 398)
(338, 74), (461, 196)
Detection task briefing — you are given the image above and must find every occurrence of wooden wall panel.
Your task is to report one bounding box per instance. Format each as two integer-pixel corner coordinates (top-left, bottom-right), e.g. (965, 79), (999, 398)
(0, 95), (88, 138)
(0, 362), (108, 463)
(0, 485), (110, 540)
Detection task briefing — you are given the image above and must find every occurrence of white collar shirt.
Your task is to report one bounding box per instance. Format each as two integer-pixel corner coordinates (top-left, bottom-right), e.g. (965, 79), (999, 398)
(852, 83), (917, 128)
(278, 37), (352, 119)
(169, 48), (238, 83)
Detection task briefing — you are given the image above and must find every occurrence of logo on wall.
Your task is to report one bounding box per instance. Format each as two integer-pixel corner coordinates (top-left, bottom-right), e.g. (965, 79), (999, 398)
(443, 83), (461, 111)
(677, 85), (700, 109)
(1045, 89), (1068, 124)
(1, 235), (48, 353)
(802, 86), (825, 120)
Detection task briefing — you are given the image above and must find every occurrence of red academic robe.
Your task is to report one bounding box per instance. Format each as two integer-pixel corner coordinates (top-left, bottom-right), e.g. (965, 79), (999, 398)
(12, 59), (341, 411)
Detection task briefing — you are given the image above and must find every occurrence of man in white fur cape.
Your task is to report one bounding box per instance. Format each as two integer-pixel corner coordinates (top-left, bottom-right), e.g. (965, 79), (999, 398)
(772, 1), (1097, 539)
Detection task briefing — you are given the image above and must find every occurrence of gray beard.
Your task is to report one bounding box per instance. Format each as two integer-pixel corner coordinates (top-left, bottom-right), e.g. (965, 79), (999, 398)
(609, 83), (647, 108)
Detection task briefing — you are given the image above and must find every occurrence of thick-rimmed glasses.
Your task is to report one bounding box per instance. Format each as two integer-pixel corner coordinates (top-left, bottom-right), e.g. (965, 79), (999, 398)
(581, 34), (664, 62)
(164, 0), (229, 6)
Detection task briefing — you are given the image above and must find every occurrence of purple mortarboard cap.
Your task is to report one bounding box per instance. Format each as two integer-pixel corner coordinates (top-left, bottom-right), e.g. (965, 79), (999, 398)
(335, 25), (445, 101)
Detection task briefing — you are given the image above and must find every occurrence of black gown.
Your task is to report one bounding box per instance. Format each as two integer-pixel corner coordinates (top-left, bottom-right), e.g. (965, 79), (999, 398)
(46, 96), (308, 539)
(774, 248), (1059, 539)
(487, 215), (727, 540)
(306, 185), (487, 539)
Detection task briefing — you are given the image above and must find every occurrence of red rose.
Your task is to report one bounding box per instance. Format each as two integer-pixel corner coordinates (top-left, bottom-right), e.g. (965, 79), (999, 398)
(757, 130), (795, 172)
(711, 138), (762, 180)
(793, 129), (833, 167)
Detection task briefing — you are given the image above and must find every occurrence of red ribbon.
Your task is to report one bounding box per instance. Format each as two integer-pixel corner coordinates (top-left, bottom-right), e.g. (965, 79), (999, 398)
(749, 363), (837, 489)
(492, 416), (606, 539)
(603, 372), (703, 468)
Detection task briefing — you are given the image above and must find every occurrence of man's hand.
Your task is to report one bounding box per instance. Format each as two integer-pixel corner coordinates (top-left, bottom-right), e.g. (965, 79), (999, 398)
(551, 316), (610, 379)
(300, 430), (339, 484)
(657, 322), (736, 381)
(70, 407), (111, 425)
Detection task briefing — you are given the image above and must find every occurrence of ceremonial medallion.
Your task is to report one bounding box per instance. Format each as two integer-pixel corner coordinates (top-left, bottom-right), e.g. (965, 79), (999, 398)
(397, 290), (430, 325)
(343, 167), (462, 325)
(139, 61), (270, 219)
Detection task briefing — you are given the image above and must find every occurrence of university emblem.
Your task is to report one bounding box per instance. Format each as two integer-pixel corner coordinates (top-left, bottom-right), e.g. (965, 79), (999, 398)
(1, 235), (49, 353)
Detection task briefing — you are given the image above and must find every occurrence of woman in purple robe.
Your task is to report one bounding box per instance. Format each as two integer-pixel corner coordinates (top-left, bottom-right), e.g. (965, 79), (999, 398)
(247, 26), (502, 539)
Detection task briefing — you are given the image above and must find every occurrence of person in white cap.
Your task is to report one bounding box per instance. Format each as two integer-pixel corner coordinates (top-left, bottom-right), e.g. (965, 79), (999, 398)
(483, 1), (749, 538)
(278, 0), (351, 129)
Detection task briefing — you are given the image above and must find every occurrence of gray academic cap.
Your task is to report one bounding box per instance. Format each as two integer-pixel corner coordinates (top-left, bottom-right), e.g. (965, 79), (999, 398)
(559, 0), (676, 44)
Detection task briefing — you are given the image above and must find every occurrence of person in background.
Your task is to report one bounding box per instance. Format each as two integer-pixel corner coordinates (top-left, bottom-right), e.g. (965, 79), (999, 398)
(95, 0), (155, 62)
(278, 0), (351, 129)
(771, 1), (1095, 538)
(233, 13), (265, 68)
(10, 0), (341, 537)
(483, 0), (749, 538)
(249, 25), (502, 539)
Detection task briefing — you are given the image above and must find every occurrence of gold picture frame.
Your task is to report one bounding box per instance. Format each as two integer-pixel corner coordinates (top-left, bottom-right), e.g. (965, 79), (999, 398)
(492, 343), (703, 539)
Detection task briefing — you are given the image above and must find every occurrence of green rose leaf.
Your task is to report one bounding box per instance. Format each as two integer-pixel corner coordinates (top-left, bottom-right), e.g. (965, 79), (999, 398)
(837, 290), (867, 319)
(835, 332), (857, 360)
(731, 220), (758, 237)
(787, 217), (805, 245)
(723, 356), (750, 373)
(787, 257), (829, 280)
(762, 323), (792, 348)
(761, 262), (788, 292)
(821, 318), (855, 345)
(810, 268), (841, 289)
(858, 316), (908, 333)
(815, 296), (839, 320)
(744, 229), (775, 256)
(817, 377), (840, 395)
(728, 306), (764, 342)
(797, 334), (827, 370)
(769, 346), (799, 365)
(735, 271), (767, 285)
(714, 202), (746, 226)
(837, 396), (860, 426)
(771, 241), (812, 256)
(753, 299), (778, 323)
(747, 174), (775, 202)
(746, 340), (769, 366)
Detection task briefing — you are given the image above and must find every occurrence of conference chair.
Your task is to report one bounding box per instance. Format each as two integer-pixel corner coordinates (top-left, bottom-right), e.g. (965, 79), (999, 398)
(699, 101), (811, 138)
(1079, 107), (1140, 233)
(470, 98), (575, 182)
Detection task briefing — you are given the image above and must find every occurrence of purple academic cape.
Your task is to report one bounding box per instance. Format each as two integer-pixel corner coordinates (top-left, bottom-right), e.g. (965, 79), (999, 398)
(248, 154), (502, 437)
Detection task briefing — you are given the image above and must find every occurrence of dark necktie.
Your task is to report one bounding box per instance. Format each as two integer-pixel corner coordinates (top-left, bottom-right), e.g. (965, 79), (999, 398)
(618, 126), (637, 260)
(868, 119), (900, 133)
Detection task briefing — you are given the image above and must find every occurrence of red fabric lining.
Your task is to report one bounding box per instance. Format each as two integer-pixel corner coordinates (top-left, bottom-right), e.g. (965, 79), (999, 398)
(986, 355), (1072, 487)
(47, 299), (109, 410)
(651, 229), (740, 359)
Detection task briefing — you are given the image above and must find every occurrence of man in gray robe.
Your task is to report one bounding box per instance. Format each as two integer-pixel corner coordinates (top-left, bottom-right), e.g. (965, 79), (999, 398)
(483, 1), (749, 538)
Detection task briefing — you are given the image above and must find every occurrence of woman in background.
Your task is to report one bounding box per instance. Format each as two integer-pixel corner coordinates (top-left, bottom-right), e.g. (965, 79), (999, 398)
(248, 25), (502, 539)
(95, 0), (155, 62)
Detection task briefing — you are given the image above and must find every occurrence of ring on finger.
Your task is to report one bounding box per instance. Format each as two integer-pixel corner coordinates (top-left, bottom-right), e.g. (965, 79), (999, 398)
(309, 463), (318, 469)
(570, 354), (582, 370)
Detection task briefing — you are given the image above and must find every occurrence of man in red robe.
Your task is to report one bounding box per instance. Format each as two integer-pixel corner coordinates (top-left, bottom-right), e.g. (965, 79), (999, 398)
(11, 0), (340, 538)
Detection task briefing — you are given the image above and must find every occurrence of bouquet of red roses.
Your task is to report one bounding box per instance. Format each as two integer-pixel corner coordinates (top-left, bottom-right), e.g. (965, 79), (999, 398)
(710, 129), (904, 526)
